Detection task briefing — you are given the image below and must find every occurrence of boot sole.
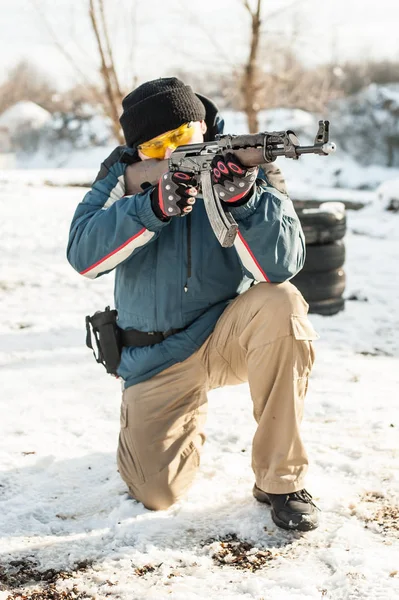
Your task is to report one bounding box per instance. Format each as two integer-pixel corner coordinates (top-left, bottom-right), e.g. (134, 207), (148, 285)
(253, 485), (319, 532)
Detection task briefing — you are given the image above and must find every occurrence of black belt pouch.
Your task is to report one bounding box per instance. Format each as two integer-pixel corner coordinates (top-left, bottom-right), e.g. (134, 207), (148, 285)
(85, 306), (121, 375)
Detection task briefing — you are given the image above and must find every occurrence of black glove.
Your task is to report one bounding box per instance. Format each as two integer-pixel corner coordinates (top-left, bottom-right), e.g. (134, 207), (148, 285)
(151, 171), (200, 220)
(211, 153), (258, 205)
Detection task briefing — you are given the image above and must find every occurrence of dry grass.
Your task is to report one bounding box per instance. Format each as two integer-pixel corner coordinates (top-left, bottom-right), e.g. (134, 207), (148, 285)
(0, 558), (94, 600)
(205, 533), (276, 572)
(359, 491), (399, 534)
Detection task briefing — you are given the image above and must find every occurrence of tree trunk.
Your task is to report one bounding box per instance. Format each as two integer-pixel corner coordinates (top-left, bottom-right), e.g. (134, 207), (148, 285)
(242, 0), (262, 133)
(89, 0), (124, 144)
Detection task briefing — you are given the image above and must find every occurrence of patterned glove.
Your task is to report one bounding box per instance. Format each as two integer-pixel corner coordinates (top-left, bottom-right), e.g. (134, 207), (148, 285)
(211, 153), (258, 205)
(152, 171), (200, 220)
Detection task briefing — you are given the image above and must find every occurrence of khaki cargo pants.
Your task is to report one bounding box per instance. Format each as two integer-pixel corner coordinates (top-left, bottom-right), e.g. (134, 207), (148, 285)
(117, 281), (318, 510)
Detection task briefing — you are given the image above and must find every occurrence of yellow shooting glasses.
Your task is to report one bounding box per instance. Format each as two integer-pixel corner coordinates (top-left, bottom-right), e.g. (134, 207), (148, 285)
(137, 122), (195, 159)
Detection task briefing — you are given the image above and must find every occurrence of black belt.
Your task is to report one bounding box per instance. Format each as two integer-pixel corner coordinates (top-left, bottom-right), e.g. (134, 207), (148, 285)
(119, 327), (184, 348)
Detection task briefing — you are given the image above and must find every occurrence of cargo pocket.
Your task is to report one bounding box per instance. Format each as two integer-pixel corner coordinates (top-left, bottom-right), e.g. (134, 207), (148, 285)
(290, 315), (319, 421)
(120, 401), (128, 429)
(117, 396), (145, 486)
(291, 314), (319, 381)
(181, 440), (201, 468)
(169, 439), (201, 500)
(291, 315), (319, 342)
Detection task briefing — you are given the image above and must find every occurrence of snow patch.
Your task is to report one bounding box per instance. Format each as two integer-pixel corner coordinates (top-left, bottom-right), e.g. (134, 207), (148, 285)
(0, 175), (398, 599)
(0, 101), (52, 132)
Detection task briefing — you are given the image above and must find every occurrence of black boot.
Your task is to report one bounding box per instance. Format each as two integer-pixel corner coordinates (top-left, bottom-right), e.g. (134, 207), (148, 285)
(253, 484), (320, 532)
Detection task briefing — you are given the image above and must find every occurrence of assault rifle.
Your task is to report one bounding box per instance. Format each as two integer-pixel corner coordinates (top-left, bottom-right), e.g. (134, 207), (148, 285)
(124, 120), (336, 248)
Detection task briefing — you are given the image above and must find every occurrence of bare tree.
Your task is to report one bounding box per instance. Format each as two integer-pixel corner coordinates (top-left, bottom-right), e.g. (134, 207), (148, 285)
(240, 1), (309, 131)
(0, 61), (57, 115)
(339, 59), (399, 96)
(27, 0), (344, 142)
(88, 0), (124, 143)
(238, 0), (345, 131)
(241, 0), (262, 132)
(252, 46), (342, 114)
(30, 0), (129, 144)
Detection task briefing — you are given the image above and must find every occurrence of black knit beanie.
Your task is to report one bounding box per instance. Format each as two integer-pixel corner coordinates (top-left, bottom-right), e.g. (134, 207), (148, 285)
(119, 77), (206, 147)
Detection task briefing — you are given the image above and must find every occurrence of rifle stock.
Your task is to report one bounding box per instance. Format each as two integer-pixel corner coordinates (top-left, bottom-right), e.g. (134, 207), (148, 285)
(125, 159), (167, 195)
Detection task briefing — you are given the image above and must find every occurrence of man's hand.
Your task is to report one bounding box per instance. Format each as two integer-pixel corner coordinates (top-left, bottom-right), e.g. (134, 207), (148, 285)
(152, 171), (200, 219)
(211, 153), (258, 205)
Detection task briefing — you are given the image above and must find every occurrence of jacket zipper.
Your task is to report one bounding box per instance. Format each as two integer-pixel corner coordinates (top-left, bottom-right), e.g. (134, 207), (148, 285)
(184, 214), (192, 292)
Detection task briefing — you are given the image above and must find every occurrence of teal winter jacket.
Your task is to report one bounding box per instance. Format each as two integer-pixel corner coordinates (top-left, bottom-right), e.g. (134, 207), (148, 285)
(67, 98), (305, 388)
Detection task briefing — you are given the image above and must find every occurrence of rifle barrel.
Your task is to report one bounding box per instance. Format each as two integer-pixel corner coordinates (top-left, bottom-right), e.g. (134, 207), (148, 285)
(271, 144), (334, 158)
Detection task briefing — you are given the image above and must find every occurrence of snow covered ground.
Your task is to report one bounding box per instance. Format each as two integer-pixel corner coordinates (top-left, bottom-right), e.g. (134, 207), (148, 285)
(0, 173), (398, 600)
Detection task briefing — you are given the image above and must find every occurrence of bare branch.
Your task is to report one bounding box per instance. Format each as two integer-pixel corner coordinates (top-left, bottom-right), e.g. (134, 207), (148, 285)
(263, 0), (305, 22)
(89, 0), (124, 142)
(241, 0), (263, 131)
(242, 0), (252, 15)
(123, 0), (139, 90)
(175, 0), (235, 68)
(29, 0), (102, 104)
(98, 0), (124, 103)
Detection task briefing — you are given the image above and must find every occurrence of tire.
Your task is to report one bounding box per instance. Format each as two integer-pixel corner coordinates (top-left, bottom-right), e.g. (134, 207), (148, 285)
(297, 206), (346, 245)
(302, 241), (345, 273)
(308, 297), (345, 316)
(292, 268), (346, 302)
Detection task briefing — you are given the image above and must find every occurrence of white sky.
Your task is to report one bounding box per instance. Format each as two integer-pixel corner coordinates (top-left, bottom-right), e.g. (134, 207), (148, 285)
(0, 0), (398, 90)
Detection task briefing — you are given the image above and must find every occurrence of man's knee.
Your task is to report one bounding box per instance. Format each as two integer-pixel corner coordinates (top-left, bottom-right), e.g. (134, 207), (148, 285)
(126, 465), (196, 511)
(117, 453), (177, 510)
(131, 479), (179, 511)
(245, 281), (308, 316)
(118, 436), (202, 511)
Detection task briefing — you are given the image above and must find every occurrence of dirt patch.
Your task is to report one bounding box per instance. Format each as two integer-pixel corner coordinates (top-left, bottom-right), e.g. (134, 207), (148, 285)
(0, 281), (26, 292)
(0, 557), (91, 600)
(6, 583), (94, 600)
(358, 491), (399, 534)
(358, 348), (393, 357)
(204, 533), (276, 572)
(134, 564), (158, 577)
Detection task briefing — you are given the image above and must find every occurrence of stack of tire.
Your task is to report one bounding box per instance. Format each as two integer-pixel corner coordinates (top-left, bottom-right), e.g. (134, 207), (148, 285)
(291, 202), (346, 316)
